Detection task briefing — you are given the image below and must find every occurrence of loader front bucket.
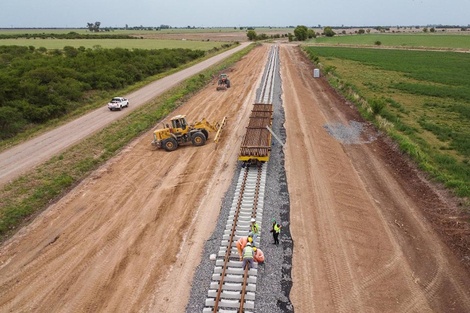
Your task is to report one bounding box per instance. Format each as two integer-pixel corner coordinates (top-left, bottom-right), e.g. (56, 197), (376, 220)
(214, 116), (227, 144)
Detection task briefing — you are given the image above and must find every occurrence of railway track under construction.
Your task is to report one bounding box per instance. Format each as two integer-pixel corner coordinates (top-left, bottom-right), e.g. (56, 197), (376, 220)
(203, 45), (278, 313)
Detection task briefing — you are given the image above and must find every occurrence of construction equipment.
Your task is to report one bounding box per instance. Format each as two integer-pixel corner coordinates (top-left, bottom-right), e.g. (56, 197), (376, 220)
(152, 115), (226, 151)
(216, 74), (231, 91)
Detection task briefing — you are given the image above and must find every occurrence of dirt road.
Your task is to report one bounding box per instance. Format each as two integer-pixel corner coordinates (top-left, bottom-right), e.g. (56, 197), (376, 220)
(0, 42), (250, 187)
(0, 44), (469, 312)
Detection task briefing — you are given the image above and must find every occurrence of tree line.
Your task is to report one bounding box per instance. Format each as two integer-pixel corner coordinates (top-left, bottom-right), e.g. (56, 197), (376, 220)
(246, 25), (336, 42)
(0, 45), (205, 139)
(0, 32), (136, 40)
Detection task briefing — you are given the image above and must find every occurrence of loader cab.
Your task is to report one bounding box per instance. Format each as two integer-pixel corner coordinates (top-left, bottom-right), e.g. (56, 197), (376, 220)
(171, 115), (187, 130)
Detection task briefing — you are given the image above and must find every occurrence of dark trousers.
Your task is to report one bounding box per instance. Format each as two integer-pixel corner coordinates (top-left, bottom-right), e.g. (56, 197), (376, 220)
(273, 232), (279, 244)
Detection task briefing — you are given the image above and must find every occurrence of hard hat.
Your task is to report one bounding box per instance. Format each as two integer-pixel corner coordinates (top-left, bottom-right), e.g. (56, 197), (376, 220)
(246, 242), (252, 246)
(253, 247), (257, 251)
(251, 218), (256, 222)
(247, 237), (253, 243)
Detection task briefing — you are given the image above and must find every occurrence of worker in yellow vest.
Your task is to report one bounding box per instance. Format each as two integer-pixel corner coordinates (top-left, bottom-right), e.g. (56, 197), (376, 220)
(249, 217), (260, 245)
(242, 242), (254, 270)
(270, 219), (281, 245)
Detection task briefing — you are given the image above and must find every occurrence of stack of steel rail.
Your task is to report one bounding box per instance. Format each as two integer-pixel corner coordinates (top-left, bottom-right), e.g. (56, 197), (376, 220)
(238, 104), (273, 162)
(238, 45), (278, 163)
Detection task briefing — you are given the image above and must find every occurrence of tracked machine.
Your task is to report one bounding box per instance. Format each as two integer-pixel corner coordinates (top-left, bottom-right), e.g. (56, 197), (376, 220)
(216, 73), (231, 91)
(152, 115), (227, 151)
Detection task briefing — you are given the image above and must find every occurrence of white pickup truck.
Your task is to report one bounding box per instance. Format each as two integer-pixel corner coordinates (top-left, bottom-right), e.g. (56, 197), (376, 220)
(107, 97), (129, 111)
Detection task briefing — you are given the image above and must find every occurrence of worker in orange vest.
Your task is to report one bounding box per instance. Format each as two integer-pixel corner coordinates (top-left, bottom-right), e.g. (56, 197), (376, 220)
(236, 236), (252, 261)
(253, 246), (265, 264)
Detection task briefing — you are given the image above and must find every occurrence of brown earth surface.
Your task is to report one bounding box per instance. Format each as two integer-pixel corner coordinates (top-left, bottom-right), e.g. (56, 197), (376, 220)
(0, 43), (469, 312)
(281, 45), (470, 312)
(138, 31), (251, 43)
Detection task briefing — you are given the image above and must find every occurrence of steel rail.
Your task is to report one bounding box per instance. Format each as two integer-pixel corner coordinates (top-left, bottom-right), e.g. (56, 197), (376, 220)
(204, 44), (278, 313)
(204, 164), (266, 312)
(212, 166), (249, 312)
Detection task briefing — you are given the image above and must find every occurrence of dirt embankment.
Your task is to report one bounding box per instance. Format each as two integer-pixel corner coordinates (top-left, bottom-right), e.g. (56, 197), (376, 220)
(281, 45), (470, 312)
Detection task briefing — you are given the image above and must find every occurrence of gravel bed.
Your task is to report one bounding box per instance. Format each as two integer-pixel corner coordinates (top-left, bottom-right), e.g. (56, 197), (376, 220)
(185, 49), (293, 313)
(324, 121), (377, 144)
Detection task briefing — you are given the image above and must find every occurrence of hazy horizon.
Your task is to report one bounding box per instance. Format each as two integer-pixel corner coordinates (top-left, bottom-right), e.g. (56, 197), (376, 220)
(2, 0), (469, 29)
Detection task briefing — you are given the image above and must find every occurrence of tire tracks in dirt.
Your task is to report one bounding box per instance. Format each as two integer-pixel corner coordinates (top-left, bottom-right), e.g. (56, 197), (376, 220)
(281, 44), (470, 312)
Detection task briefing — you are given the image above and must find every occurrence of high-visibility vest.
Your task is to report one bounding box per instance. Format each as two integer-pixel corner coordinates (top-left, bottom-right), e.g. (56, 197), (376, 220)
(251, 223), (259, 234)
(274, 224), (280, 233)
(243, 246), (253, 259)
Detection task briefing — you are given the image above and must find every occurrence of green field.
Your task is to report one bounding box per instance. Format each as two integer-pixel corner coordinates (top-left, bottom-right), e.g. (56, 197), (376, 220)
(0, 27), (290, 34)
(304, 46), (470, 198)
(0, 38), (229, 50)
(310, 33), (470, 49)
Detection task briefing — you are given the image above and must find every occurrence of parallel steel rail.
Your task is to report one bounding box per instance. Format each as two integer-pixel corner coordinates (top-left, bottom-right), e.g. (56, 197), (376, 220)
(203, 45), (278, 312)
(238, 45), (278, 163)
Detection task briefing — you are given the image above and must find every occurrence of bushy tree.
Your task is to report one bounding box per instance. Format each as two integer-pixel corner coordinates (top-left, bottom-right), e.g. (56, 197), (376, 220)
(86, 21), (101, 32)
(307, 29), (316, 39)
(247, 30), (257, 41)
(0, 106), (26, 139)
(294, 25), (309, 41)
(323, 27), (336, 37)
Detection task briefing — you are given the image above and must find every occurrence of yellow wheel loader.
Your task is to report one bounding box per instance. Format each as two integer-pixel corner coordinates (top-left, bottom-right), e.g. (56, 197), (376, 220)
(152, 115), (226, 151)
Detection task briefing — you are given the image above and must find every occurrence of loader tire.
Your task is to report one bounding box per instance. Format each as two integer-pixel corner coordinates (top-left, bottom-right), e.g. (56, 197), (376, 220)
(191, 132), (206, 146)
(163, 138), (178, 151)
(201, 129), (209, 140)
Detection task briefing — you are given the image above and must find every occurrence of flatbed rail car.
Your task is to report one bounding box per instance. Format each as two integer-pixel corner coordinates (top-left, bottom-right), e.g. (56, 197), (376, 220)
(238, 103), (273, 163)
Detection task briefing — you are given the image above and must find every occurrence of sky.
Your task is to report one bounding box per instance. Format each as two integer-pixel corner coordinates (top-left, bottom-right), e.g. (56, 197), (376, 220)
(1, 0), (469, 29)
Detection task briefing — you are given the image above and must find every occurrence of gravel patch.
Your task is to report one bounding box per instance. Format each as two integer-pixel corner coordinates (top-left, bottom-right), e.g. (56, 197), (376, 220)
(185, 48), (293, 313)
(324, 121), (377, 144)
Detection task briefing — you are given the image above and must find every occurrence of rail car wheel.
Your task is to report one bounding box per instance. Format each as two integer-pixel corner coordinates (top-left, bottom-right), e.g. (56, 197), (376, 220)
(191, 132), (206, 146)
(163, 138), (178, 151)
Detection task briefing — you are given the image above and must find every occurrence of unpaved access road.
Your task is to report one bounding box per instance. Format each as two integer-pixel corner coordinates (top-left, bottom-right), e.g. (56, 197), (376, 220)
(0, 44), (469, 312)
(0, 42), (250, 187)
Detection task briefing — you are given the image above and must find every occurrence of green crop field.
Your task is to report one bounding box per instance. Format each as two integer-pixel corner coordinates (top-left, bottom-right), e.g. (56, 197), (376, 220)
(304, 46), (470, 198)
(0, 38), (229, 50)
(310, 33), (470, 49)
(0, 27), (291, 35)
